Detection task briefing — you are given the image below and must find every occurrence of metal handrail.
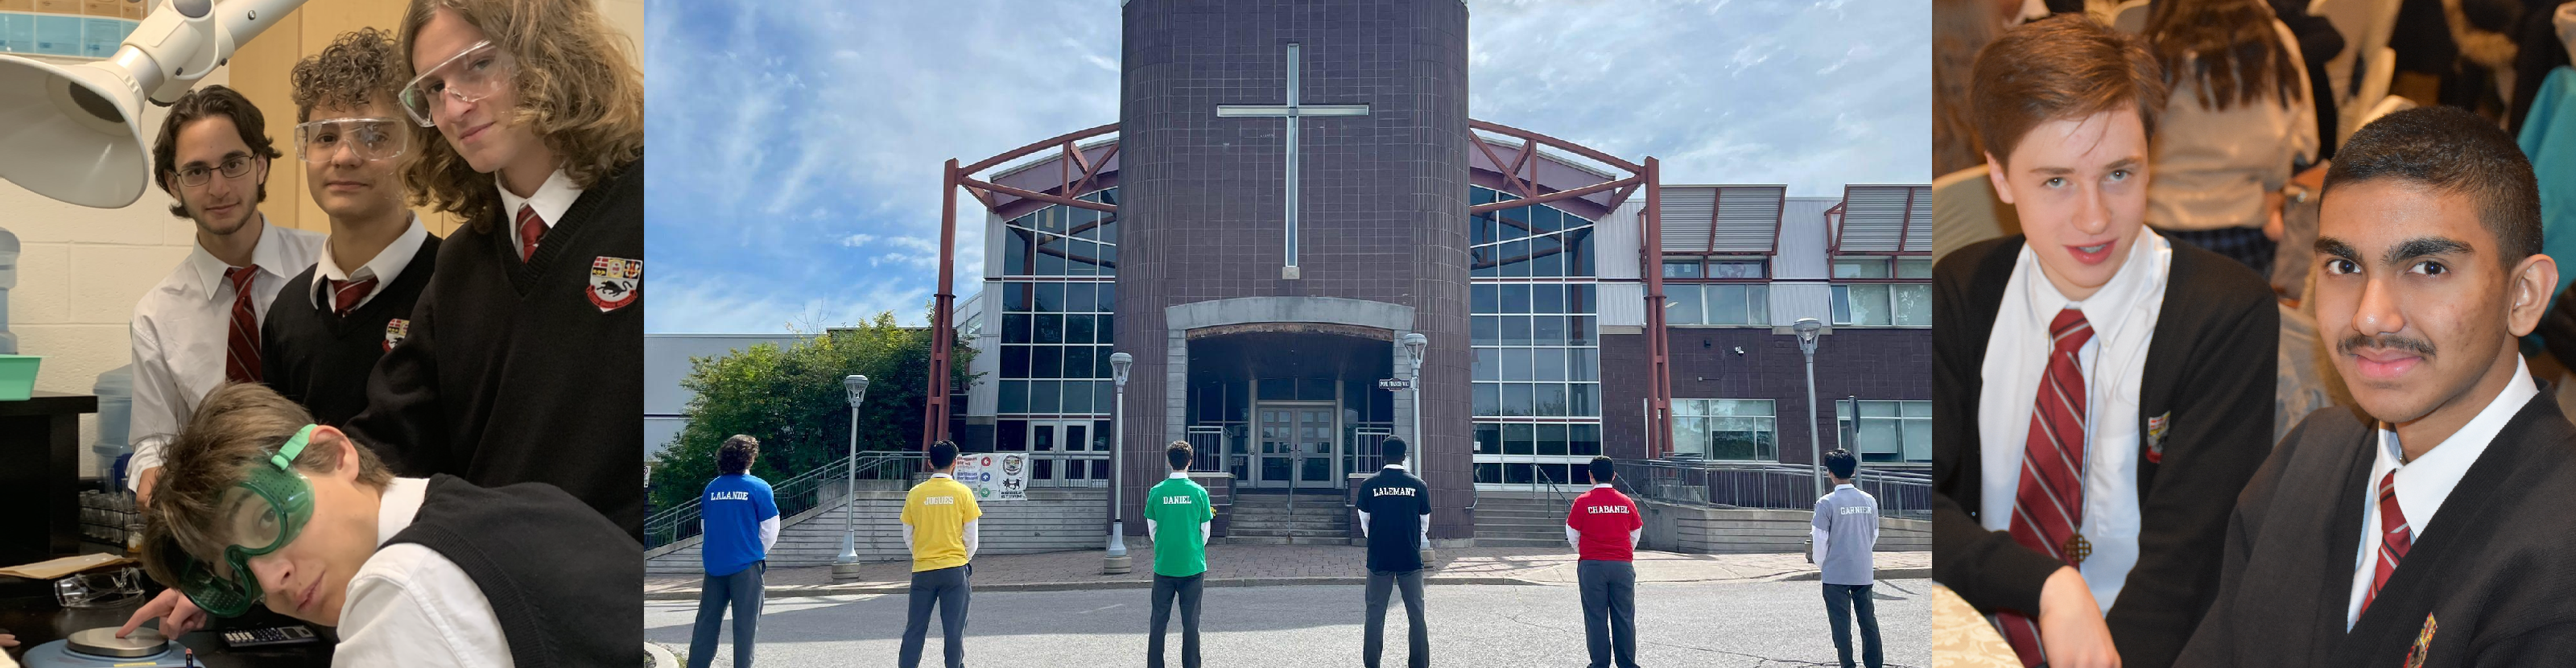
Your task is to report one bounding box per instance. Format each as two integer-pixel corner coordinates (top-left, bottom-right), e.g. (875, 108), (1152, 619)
(1609, 458), (1930, 520)
(645, 451), (927, 550)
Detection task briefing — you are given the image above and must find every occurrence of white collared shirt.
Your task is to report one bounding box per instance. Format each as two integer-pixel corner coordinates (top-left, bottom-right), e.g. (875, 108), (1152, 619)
(494, 168), (582, 258)
(2344, 358), (2537, 629)
(1170, 472), (1191, 480)
(336, 478), (514, 668)
(126, 216), (326, 488)
(1976, 229), (2173, 614)
(311, 215), (429, 311)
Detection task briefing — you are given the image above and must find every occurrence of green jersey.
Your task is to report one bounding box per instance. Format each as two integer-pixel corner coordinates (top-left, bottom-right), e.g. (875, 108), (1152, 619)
(1143, 476), (1215, 577)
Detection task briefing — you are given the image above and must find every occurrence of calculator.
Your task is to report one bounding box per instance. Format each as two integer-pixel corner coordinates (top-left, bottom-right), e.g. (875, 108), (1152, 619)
(221, 625), (319, 648)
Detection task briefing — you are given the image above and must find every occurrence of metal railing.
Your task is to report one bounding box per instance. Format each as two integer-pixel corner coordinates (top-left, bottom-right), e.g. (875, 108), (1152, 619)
(1609, 459), (1930, 520)
(644, 451), (927, 550)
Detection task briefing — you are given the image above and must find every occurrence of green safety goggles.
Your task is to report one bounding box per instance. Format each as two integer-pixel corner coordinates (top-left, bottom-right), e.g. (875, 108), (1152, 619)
(164, 424), (319, 618)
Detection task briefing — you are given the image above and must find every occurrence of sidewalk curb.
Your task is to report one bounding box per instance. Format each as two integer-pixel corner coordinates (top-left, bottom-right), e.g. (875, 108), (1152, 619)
(1777, 567), (1931, 582)
(642, 568), (1931, 601)
(646, 575), (1552, 601)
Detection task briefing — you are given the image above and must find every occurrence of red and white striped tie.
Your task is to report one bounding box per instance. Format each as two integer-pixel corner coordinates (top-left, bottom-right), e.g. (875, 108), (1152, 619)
(2360, 469), (2411, 614)
(328, 277), (378, 317)
(516, 204), (546, 262)
(1997, 307), (2094, 667)
(222, 265), (262, 384)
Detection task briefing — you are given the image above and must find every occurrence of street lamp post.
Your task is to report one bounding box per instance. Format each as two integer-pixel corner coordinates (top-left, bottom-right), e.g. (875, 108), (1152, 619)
(1401, 332), (1429, 563)
(1793, 319), (1825, 497)
(1104, 352), (1134, 575)
(832, 374), (870, 582)
(1402, 333), (1427, 472)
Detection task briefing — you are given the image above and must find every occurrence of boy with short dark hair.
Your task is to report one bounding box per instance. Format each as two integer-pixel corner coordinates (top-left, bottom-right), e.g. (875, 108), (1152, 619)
(1142, 440), (1215, 668)
(1813, 449), (1882, 668)
(1356, 436), (1433, 668)
(688, 435), (774, 668)
(898, 441), (980, 668)
(125, 382), (636, 666)
(1565, 455), (1643, 668)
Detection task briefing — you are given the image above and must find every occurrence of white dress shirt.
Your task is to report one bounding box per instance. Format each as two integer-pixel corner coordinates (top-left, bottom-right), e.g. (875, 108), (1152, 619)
(2343, 358), (2537, 629)
(310, 216), (429, 311)
(495, 168), (582, 259)
(127, 217), (326, 488)
(335, 477), (514, 668)
(1977, 229), (2172, 613)
(2146, 20), (2318, 233)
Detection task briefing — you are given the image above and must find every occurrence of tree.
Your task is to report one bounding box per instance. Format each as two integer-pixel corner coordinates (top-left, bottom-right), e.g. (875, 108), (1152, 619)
(646, 311), (975, 511)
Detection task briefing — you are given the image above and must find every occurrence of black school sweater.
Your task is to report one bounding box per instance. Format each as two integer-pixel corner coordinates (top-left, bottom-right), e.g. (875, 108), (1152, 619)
(387, 474), (642, 666)
(348, 159), (644, 540)
(261, 233), (441, 428)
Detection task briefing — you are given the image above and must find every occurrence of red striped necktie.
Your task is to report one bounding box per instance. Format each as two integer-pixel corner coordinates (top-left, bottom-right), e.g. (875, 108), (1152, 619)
(222, 265), (262, 384)
(1998, 307), (2095, 667)
(517, 204), (546, 262)
(328, 277), (378, 317)
(2360, 469), (2411, 614)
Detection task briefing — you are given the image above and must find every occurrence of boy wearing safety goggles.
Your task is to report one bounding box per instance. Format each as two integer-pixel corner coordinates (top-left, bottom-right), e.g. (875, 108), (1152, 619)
(262, 27), (440, 431)
(339, 0), (646, 540)
(133, 382), (638, 666)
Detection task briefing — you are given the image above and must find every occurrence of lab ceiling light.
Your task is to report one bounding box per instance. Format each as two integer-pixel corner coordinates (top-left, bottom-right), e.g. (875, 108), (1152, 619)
(0, 0), (307, 208)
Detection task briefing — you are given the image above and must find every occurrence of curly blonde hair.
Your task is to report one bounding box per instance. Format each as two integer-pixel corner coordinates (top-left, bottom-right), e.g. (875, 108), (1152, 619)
(291, 28), (406, 123)
(398, 0), (643, 230)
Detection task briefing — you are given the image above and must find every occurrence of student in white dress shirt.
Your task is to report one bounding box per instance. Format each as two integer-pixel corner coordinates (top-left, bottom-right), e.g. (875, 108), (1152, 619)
(128, 85), (326, 509)
(130, 383), (631, 666)
(1934, 15), (2279, 668)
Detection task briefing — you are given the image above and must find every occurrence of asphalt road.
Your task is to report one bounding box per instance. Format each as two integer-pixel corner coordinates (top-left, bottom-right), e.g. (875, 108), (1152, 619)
(647, 578), (1930, 667)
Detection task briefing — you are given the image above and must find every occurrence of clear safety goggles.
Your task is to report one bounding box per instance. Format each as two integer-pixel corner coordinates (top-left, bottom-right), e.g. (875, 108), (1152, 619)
(398, 39), (516, 128)
(293, 118), (411, 163)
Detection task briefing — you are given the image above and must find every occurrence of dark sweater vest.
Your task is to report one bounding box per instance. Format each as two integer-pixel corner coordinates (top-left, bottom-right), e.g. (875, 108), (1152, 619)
(347, 159), (646, 540)
(386, 474), (642, 667)
(261, 233), (441, 428)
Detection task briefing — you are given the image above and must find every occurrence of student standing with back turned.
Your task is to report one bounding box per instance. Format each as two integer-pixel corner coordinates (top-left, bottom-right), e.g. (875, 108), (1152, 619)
(898, 441), (980, 668)
(1813, 449), (1883, 668)
(690, 435), (775, 668)
(1356, 436), (1433, 668)
(1142, 440), (1214, 668)
(1565, 455), (1643, 668)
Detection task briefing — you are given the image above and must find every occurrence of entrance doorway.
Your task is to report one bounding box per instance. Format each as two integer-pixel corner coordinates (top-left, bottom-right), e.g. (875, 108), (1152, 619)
(1184, 330), (1397, 493)
(1254, 402), (1338, 489)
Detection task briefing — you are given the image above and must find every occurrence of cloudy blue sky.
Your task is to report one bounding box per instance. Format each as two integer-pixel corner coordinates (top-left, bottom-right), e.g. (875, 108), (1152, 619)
(643, 0), (1930, 334)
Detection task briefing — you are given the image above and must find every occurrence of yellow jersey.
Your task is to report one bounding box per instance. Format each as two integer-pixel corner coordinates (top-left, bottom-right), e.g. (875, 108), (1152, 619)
(899, 475), (984, 571)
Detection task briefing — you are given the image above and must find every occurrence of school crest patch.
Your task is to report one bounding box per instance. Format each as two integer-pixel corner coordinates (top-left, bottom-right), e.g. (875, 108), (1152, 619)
(383, 318), (410, 353)
(2145, 411), (2171, 464)
(2404, 612), (2438, 668)
(587, 256), (642, 312)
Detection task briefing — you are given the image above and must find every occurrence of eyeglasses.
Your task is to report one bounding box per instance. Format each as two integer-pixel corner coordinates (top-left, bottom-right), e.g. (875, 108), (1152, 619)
(294, 118), (410, 163)
(173, 155), (256, 188)
(168, 424), (318, 618)
(398, 40), (516, 128)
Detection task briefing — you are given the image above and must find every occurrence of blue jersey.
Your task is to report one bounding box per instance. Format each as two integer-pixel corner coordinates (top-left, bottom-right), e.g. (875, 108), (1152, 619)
(700, 474), (778, 576)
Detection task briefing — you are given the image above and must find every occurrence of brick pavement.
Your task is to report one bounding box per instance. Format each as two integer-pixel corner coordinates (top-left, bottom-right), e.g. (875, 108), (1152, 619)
(646, 546), (1930, 600)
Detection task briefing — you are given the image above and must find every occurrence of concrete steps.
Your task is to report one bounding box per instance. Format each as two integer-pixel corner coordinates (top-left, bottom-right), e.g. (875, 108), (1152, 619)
(646, 489), (1110, 575)
(1471, 493), (1579, 546)
(1217, 493), (1351, 546)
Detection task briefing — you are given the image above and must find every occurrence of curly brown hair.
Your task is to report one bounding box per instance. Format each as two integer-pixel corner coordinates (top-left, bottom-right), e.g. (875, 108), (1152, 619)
(151, 85), (279, 219)
(291, 28), (407, 123)
(398, 0), (643, 230)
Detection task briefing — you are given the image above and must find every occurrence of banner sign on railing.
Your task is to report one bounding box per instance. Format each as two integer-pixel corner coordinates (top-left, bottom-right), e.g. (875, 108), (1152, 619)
(954, 452), (1031, 501)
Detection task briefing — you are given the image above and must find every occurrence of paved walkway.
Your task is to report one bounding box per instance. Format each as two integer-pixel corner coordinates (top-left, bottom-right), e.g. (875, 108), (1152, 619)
(647, 546), (1929, 600)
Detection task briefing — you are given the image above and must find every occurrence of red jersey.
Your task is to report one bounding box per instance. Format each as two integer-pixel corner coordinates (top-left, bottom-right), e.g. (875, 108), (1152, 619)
(1566, 485), (1643, 562)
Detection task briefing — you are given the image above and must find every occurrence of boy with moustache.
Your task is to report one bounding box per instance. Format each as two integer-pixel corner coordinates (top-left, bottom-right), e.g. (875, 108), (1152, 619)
(2175, 107), (2576, 666)
(262, 28), (441, 430)
(128, 85), (326, 507)
(1931, 14), (2278, 668)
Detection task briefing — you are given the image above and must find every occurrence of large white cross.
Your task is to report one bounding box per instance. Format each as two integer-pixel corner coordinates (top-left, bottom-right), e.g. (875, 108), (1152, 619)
(1216, 43), (1369, 280)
